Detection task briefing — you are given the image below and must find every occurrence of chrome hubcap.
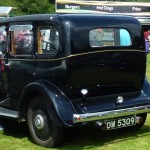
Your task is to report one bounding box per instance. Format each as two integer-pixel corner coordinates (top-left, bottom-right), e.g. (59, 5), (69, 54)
(34, 114), (45, 130)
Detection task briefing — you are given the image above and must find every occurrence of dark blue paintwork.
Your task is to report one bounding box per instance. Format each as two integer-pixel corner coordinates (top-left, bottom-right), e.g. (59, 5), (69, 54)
(0, 14), (149, 127)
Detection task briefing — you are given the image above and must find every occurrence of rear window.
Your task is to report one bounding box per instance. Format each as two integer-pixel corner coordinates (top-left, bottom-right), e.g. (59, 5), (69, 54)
(89, 28), (131, 47)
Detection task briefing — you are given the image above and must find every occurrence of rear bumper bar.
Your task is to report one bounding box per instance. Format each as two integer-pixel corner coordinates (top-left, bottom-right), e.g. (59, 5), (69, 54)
(73, 105), (150, 123)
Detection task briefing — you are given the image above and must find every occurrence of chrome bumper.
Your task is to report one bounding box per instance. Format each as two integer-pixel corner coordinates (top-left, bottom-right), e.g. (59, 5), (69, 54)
(73, 105), (150, 123)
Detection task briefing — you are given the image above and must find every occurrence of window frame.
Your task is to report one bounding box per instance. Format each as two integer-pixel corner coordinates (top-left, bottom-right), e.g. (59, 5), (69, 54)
(37, 26), (60, 56)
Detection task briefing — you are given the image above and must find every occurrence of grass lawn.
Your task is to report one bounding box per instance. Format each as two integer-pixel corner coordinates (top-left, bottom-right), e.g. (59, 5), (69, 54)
(1, 118), (150, 150)
(0, 54), (150, 150)
(146, 54), (150, 81)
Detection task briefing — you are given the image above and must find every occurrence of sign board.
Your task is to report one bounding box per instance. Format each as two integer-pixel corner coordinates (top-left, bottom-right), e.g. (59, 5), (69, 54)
(56, 0), (150, 16)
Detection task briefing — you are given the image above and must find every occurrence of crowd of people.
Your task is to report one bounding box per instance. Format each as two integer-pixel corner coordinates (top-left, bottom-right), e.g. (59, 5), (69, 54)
(0, 27), (150, 55)
(15, 30), (33, 54)
(0, 30), (33, 55)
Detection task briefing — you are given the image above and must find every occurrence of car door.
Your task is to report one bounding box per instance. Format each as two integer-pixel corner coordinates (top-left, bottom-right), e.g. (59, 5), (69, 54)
(0, 25), (8, 100)
(5, 24), (35, 99)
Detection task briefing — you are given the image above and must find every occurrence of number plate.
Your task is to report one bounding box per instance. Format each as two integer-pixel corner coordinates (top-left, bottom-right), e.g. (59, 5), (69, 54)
(104, 116), (136, 130)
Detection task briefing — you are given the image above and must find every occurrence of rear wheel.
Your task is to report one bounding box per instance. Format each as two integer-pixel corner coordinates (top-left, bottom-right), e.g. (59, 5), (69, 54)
(27, 96), (64, 147)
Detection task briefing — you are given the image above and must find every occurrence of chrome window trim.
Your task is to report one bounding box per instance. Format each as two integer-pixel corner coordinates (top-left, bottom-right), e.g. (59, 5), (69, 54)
(9, 25), (33, 31)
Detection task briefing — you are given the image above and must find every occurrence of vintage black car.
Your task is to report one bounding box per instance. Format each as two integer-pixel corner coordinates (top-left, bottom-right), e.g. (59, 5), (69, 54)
(0, 13), (150, 147)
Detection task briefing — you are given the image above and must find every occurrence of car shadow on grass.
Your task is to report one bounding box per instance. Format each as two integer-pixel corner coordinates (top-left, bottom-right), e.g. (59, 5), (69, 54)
(0, 118), (29, 138)
(61, 124), (150, 149)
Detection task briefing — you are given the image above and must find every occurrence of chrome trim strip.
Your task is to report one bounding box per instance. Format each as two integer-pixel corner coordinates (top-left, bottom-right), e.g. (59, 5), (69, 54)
(73, 105), (150, 123)
(0, 107), (19, 118)
(36, 50), (145, 61)
(8, 50), (144, 62)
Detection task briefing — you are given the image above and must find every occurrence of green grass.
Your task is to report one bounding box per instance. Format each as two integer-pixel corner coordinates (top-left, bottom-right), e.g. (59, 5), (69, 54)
(146, 54), (150, 81)
(0, 118), (149, 150)
(1, 118), (150, 150)
(1, 54), (150, 150)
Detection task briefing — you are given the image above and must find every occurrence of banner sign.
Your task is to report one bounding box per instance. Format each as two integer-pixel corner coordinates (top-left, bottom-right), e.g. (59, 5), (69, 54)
(56, 0), (150, 16)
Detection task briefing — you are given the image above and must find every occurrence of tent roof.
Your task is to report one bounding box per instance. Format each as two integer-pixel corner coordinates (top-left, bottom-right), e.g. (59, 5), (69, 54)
(0, 7), (12, 17)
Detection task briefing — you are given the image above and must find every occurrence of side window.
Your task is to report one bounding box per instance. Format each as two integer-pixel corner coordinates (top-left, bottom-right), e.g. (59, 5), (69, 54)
(9, 25), (33, 55)
(0, 26), (7, 54)
(38, 27), (59, 54)
(89, 28), (131, 47)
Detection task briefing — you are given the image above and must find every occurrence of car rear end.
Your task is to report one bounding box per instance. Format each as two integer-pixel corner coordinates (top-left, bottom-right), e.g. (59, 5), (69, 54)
(60, 14), (150, 129)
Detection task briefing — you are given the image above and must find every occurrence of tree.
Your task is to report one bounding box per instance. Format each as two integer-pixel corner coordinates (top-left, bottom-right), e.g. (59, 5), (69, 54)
(18, 0), (54, 15)
(0, 0), (55, 16)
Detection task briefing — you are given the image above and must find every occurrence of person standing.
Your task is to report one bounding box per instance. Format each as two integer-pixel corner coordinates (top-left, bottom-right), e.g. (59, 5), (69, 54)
(95, 28), (104, 46)
(120, 29), (131, 46)
(0, 32), (6, 54)
(144, 28), (150, 41)
(15, 30), (33, 54)
(0, 32), (6, 105)
(144, 28), (150, 52)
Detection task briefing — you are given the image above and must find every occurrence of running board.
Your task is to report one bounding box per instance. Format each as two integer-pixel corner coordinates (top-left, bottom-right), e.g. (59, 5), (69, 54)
(0, 107), (19, 118)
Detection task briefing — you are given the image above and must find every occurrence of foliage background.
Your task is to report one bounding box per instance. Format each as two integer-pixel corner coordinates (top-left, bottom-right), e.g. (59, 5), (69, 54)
(0, 0), (149, 16)
(0, 0), (55, 16)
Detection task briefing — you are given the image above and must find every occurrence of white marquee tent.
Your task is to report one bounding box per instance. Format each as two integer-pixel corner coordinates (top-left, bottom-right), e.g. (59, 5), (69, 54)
(0, 7), (12, 18)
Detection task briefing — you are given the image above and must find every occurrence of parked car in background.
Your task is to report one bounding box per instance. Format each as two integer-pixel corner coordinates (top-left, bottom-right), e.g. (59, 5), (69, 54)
(0, 14), (150, 148)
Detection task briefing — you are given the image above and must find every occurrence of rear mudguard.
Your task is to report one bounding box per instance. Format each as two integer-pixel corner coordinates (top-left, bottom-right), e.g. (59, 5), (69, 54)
(19, 77), (150, 127)
(19, 79), (77, 127)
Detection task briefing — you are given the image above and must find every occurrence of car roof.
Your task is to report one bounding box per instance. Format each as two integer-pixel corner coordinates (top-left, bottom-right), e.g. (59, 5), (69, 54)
(0, 13), (140, 25)
(0, 14), (57, 23)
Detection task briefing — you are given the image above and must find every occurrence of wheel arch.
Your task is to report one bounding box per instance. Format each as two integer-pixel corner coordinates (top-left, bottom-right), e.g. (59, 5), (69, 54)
(18, 79), (76, 127)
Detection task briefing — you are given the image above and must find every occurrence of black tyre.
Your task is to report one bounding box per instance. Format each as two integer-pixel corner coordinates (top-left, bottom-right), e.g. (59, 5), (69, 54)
(27, 96), (64, 147)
